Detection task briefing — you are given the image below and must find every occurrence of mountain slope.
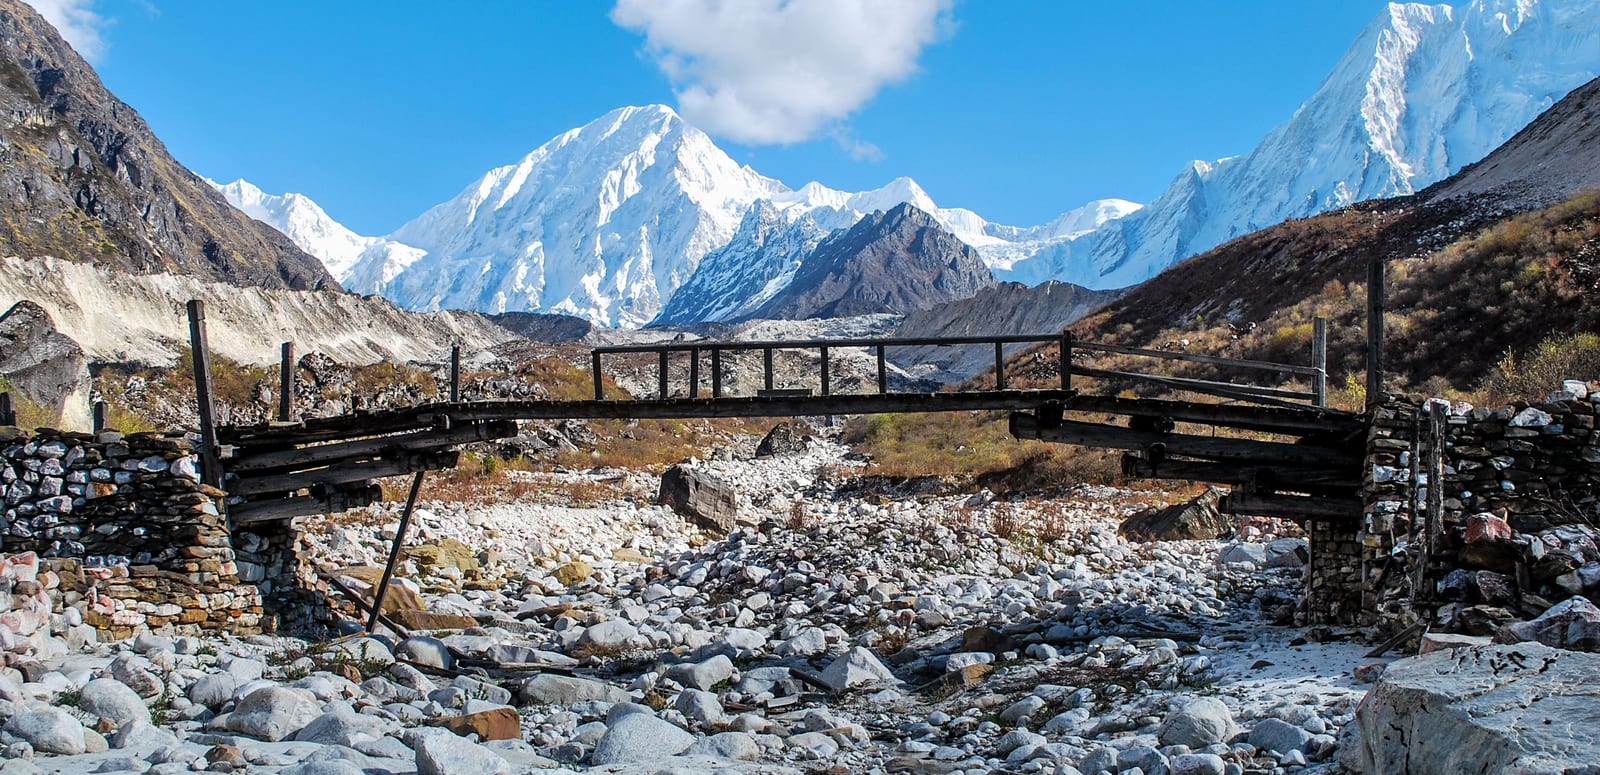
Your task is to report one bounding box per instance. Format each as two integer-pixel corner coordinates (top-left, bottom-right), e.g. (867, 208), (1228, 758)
(1005, 0), (1600, 290)
(0, 0), (336, 291)
(890, 281), (1125, 381)
(211, 178), (409, 282)
(745, 203), (996, 321)
(1065, 74), (1600, 394)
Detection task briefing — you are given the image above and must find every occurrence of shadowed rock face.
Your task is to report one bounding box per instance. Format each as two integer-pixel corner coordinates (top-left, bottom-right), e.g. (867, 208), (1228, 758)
(0, 0), (335, 291)
(0, 300), (89, 429)
(745, 203), (996, 322)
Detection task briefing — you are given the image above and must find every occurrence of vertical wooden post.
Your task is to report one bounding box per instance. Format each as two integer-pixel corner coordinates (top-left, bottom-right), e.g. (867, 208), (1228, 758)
(819, 346), (831, 396)
(1366, 259), (1385, 410)
(92, 400), (107, 433)
(711, 348), (723, 398)
(876, 345), (887, 394)
(0, 392), (14, 426)
(763, 347), (774, 393)
(186, 300), (222, 489)
(658, 350), (669, 399)
(1060, 332), (1073, 392)
(1312, 317), (1328, 408)
(449, 345), (461, 403)
(688, 347), (700, 399)
(369, 471), (425, 634)
(592, 351), (604, 401)
(278, 341), (295, 422)
(994, 341), (1006, 390)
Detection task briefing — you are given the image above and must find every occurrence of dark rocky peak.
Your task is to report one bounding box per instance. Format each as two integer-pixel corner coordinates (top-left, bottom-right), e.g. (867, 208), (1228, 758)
(745, 202), (996, 321)
(0, 0), (335, 291)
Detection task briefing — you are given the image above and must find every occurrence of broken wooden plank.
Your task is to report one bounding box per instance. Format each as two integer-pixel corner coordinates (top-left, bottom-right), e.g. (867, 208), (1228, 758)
(229, 420), (514, 473)
(229, 482), (382, 524)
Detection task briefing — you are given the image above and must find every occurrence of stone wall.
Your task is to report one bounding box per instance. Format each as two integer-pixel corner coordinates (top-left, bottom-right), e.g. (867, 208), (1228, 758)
(1329, 386), (1600, 634)
(0, 426), (274, 638)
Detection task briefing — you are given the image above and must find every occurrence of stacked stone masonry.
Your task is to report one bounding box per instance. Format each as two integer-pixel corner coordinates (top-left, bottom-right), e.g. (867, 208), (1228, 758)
(1317, 384), (1600, 634)
(0, 426), (315, 640)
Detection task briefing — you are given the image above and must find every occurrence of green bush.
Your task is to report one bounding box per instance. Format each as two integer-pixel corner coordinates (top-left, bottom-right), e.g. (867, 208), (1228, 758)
(1482, 333), (1600, 403)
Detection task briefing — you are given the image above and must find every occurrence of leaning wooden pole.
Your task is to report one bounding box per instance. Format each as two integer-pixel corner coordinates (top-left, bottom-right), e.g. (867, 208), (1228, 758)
(369, 471), (426, 634)
(186, 300), (223, 488)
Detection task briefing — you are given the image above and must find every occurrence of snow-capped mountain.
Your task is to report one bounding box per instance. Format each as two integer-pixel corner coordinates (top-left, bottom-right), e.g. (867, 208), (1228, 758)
(342, 105), (788, 327)
(1003, 0), (1600, 288)
(209, 179), (385, 282)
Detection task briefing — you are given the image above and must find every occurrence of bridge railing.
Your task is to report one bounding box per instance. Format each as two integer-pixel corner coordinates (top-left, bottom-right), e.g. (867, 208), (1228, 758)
(591, 319), (1329, 408)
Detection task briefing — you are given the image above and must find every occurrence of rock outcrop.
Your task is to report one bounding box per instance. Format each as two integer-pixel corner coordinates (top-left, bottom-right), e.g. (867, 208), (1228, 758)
(0, 300), (89, 429)
(1345, 642), (1600, 775)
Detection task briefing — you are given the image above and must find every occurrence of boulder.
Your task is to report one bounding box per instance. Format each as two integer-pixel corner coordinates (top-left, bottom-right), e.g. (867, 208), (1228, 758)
(1217, 542), (1268, 568)
(293, 705), (395, 747)
(658, 463), (741, 532)
(818, 647), (897, 691)
(1157, 696), (1237, 748)
(223, 686), (321, 742)
(1346, 643), (1600, 774)
(519, 674), (631, 705)
(755, 422), (809, 457)
(666, 654), (734, 691)
(187, 672), (240, 708)
(413, 728), (512, 775)
(78, 678), (150, 727)
(3, 707), (86, 755)
(576, 619), (638, 653)
(1493, 596), (1600, 652)
(0, 301), (91, 431)
(1118, 487), (1233, 541)
(394, 636), (456, 670)
(590, 713), (695, 765)
(435, 707), (521, 742)
(1249, 717), (1311, 755)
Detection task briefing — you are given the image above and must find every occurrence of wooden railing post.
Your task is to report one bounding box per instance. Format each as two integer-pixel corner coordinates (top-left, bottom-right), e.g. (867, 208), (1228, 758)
(820, 346), (831, 396)
(994, 341), (1006, 390)
(1312, 317), (1328, 408)
(92, 400), (107, 433)
(0, 392), (13, 426)
(592, 351), (604, 401)
(449, 345), (462, 403)
(876, 345), (887, 394)
(186, 300), (223, 489)
(279, 341), (295, 421)
(763, 347), (774, 393)
(711, 348), (723, 398)
(658, 350), (670, 399)
(1367, 259), (1385, 409)
(1060, 332), (1073, 391)
(688, 347), (700, 399)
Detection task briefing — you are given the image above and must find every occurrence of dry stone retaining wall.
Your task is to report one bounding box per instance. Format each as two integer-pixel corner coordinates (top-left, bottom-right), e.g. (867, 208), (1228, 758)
(1312, 387), (1600, 633)
(0, 426), (279, 639)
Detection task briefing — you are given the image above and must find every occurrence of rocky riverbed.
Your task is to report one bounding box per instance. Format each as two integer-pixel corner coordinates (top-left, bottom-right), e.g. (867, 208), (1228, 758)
(1, 433), (1384, 774)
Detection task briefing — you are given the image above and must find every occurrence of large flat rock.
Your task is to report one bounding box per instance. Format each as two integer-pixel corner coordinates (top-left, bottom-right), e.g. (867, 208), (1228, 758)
(1347, 642), (1600, 774)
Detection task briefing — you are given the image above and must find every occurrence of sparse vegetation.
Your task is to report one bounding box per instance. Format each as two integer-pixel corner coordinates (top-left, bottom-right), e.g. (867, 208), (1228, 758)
(0, 376), (57, 429)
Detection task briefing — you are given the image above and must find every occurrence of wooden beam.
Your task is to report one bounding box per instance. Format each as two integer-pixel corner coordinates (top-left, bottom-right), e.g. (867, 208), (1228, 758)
(228, 420), (515, 473)
(230, 482), (382, 524)
(279, 341), (295, 422)
(230, 449), (459, 497)
(1071, 364), (1313, 402)
(1220, 491), (1362, 520)
(1011, 413), (1357, 467)
(1367, 258), (1386, 408)
(186, 300), (223, 489)
(1119, 455), (1359, 492)
(1076, 339), (1323, 377)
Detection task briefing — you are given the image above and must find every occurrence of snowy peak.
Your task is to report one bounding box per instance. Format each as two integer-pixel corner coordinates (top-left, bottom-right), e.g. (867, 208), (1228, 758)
(1002, 0), (1600, 289)
(210, 178), (390, 283)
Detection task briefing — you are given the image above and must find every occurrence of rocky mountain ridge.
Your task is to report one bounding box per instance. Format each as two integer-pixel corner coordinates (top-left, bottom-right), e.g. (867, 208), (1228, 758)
(0, 0), (336, 291)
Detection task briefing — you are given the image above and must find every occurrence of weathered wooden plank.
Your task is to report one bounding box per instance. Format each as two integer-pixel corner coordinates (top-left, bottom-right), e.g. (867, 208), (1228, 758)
(1063, 395), (1359, 436)
(1070, 364), (1313, 402)
(1075, 340), (1323, 377)
(230, 482), (382, 524)
(1011, 413), (1357, 467)
(230, 450), (459, 496)
(229, 420), (514, 473)
(1119, 456), (1360, 492)
(1220, 491), (1362, 520)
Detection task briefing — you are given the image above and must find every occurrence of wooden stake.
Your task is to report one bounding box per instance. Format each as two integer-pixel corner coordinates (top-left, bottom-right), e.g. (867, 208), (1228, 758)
(1367, 259), (1385, 409)
(92, 401), (107, 433)
(450, 345), (461, 403)
(1312, 317), (1328, 408)
(279, 342), (295, 422)
(0, 393), (12, 426)
(186, 300), (223, 488)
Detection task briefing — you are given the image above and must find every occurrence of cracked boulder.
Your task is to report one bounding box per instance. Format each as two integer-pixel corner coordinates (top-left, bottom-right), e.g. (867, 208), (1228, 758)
(1343, 642), (1600, 774)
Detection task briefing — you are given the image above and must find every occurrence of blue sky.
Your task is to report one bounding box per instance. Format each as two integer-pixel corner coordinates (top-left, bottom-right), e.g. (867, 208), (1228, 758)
(38, 1), (1389, 236)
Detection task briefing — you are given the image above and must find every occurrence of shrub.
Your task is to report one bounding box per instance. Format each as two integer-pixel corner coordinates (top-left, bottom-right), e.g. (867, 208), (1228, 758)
(1482, 333), (1600, 404)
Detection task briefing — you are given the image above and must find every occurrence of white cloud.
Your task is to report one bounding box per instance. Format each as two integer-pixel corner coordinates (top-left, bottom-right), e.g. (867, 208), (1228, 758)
(23, 0), (108, 61)
(612, 0), (952, 145)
